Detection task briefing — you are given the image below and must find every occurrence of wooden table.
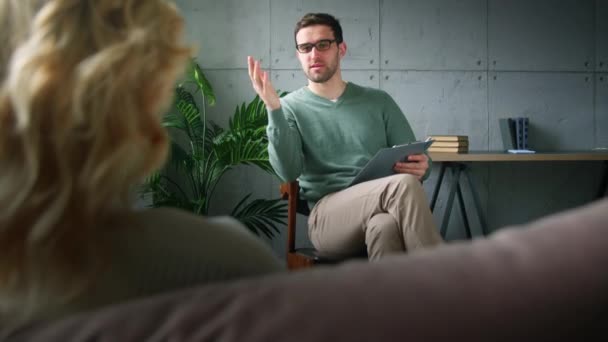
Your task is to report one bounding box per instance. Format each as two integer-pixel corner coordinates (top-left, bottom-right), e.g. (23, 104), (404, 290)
(428, 151), (608, 238)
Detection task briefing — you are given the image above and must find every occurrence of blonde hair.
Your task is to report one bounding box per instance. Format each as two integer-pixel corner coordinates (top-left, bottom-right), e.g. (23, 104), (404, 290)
(0, 0), (191, 323)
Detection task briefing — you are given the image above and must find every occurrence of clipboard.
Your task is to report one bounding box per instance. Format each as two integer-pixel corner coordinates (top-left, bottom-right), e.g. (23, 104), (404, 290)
(349, 140), (434, 187)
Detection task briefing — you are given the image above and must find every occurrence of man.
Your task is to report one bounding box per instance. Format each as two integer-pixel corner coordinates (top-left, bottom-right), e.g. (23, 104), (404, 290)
(248, 13), (443, 260)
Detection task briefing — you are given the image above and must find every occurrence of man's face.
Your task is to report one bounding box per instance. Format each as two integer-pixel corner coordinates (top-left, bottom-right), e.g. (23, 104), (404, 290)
(295, 25), (346, 84)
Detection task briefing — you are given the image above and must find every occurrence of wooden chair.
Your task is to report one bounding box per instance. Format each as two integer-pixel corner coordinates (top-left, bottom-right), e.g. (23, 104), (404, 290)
(280, 181), (366, 270)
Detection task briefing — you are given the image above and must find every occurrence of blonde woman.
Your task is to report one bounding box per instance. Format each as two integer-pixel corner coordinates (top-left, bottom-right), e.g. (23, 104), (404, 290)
(0, 0), (283, 330)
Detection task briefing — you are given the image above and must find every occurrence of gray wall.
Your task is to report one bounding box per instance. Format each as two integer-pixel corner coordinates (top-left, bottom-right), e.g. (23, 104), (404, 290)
(175, 0), (608, 257)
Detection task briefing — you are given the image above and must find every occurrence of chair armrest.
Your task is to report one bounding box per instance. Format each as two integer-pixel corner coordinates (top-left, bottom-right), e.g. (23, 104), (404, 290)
(279, 182), (293, 200)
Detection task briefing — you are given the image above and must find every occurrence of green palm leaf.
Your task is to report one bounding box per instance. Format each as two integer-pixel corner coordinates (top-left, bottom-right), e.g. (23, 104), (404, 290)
(212, 132), (273, 173)
(174, 86), (204, 136)
(231, 194), (287, 238)
(162, 113), (187, 131)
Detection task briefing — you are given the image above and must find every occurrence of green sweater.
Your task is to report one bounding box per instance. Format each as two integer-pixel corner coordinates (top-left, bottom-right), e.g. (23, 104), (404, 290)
(267, 82), (431, 206)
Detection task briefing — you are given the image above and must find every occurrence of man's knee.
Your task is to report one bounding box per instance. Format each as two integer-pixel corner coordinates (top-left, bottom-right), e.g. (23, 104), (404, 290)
(394, 173), (421, 187)
(366, 213), (400, 240)
(365, 213), (404, 257)
(386, 174), (423, 197)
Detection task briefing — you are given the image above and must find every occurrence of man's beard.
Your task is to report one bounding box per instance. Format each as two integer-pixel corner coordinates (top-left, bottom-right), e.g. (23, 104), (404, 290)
(304, 54), (339, 83)
(305, 64), (337, 83)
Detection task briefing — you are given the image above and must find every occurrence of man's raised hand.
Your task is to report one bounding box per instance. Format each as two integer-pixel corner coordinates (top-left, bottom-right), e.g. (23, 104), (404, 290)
(247, 56), (281, 110)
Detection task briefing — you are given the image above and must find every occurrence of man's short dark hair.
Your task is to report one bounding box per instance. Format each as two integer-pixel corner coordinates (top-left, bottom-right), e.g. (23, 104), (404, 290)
(294, 13), (343, 46)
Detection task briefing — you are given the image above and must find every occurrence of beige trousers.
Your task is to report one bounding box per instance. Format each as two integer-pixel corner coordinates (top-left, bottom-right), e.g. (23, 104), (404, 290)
(308, 174), (443, 260)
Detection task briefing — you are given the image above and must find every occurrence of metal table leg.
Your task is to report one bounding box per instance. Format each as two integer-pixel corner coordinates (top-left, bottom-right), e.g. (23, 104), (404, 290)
(430, 162), (447, 211)
(597, 161), (608, 199)
(456, 180), (473, 239)
(440, 164), (461, 238)
(464, 166), (488, 236)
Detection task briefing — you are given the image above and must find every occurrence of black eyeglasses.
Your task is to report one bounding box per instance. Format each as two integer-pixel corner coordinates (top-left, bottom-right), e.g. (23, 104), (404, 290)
(296, 39), (337, 54)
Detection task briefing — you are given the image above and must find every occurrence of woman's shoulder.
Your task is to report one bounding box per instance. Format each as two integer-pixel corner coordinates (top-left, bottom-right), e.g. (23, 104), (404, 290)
(102, 207), (284, 291)
(128, 207), (242, 230)
(115, 207), (271, 251)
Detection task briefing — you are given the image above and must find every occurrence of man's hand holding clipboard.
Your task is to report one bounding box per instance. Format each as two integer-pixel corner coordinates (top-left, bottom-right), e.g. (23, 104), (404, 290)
(393, 138), (433, 180)
(349, 139), (434, 187)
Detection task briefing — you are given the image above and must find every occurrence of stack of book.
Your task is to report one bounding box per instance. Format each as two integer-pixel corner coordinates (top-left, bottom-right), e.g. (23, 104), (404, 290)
(427, 135), (469, 153)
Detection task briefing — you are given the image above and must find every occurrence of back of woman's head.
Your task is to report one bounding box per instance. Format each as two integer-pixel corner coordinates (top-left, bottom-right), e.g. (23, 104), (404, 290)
(0, 0), (191, 324)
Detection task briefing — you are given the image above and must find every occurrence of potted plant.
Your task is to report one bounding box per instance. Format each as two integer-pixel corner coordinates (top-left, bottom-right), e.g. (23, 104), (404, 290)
(140, 60), (287, 238)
